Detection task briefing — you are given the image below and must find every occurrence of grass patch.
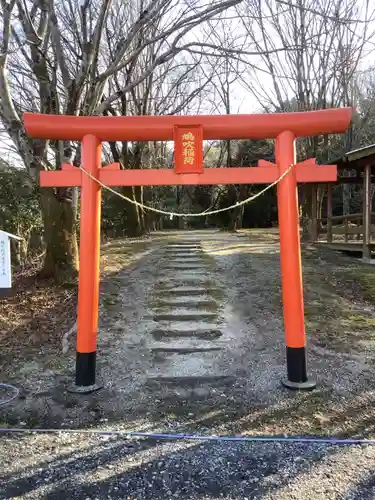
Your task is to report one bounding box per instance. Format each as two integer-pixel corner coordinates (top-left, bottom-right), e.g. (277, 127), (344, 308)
(347, 266), (375, 303)
(101, 296), (120, 308)
(101, 241), (151, 274)
(232, 232), (375, 354)
(301, 248), (375, 352)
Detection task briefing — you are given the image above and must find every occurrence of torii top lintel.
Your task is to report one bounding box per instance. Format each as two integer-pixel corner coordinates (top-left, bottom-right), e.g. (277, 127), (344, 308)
(23, 108), (352, 142)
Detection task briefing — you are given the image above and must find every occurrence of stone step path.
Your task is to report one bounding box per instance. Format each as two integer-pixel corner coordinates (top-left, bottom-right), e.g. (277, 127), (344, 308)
(163, 264), (208, 270)
(151, 346), (222, 354)
(158, 286), (219, 297)
(154, 299), (218, 310)
(152, 311), (218, 322)
(151, 328), (223, 341)
(146, 238), (227, 393)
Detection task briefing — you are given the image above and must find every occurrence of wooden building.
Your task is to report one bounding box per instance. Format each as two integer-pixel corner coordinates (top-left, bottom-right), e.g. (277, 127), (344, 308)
(312, 144), (375, 259)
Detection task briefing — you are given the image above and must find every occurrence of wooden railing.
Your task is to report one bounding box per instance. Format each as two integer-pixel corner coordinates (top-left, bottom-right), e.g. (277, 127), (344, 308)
(317, 212), (375, 243)
(309, 163), (373, 258)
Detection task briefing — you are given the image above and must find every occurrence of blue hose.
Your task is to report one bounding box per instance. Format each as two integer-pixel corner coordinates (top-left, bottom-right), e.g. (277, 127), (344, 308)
(0, 427), (375, 445)
(0, 383), (19, 406)
(0, 383), (373, 445)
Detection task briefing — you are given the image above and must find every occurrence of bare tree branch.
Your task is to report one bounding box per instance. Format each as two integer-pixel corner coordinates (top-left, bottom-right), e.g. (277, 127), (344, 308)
(0, 0), (21, 124)
(275, 0), (375, 24)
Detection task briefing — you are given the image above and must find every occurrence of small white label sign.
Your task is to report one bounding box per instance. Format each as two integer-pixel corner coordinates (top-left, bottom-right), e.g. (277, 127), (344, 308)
(0, 231), (11, 288)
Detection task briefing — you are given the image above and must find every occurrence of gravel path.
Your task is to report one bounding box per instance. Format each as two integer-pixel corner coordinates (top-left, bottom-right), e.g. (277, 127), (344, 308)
(2, 434), (375, 499)
(1, 230), (375, 499)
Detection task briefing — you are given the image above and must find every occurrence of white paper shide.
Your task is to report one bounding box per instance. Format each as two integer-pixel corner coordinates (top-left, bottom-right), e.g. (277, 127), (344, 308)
(0, 230), (23, 289)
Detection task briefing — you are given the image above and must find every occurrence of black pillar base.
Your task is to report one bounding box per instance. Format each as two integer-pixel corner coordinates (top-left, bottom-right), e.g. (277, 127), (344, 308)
(282, 379), (316, 390)
(67, 383), (101, 394)
(67, 352), (102, 394)
(282, 346), (316, 391)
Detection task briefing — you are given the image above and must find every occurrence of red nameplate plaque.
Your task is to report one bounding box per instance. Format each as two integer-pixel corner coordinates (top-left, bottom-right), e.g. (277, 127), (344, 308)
(174, 125), (203, 174)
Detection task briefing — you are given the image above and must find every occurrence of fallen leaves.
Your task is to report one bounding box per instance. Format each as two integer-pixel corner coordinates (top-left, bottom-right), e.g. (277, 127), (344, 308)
(0, 263), (77, 361)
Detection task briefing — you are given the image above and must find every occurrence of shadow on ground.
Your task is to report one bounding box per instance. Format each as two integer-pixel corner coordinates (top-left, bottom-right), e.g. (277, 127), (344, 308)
(2, 230), (375, 499)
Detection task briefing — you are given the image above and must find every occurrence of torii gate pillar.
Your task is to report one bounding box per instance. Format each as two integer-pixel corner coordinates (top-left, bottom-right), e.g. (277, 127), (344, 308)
(24, 108), (352, 393)
(276, 131), (313, 389)
(75, 135), (102, 389)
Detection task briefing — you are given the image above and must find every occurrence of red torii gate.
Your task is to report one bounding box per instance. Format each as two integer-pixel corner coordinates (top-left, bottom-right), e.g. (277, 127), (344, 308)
(24, 108), (352, 393)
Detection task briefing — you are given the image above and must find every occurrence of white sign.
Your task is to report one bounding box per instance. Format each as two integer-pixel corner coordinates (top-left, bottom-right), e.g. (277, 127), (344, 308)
(0, 230), (23, 289)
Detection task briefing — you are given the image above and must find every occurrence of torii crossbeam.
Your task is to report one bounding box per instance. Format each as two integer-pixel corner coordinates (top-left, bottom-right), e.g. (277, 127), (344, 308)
(24, 108), (352, 393)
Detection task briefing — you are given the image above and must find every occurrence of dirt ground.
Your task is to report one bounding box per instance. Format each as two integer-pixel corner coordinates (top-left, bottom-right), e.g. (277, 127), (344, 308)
(1, 229), (375, 499)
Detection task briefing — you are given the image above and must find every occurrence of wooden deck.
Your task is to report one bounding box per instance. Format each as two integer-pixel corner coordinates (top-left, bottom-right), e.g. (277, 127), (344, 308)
(315, 241), (375, 255)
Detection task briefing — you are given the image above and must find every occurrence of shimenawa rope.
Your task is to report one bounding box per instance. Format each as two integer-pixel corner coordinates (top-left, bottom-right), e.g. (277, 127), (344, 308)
(78, 163), (294, 218)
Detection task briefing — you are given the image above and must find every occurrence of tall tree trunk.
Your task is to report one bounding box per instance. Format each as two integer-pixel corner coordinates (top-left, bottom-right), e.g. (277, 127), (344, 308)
(300, 184), (314, 242)
(10, 239), (23, 267)
(228, 205), (244, 231)
(317, 184), (325, 236)
(299, 136), (319, 242)
(227, 185), (245, 231)
(122, 186), (143, 237)
(39, 190), (79, 283)
(135, 185), (147, 233)
(175, 186), (186, 229)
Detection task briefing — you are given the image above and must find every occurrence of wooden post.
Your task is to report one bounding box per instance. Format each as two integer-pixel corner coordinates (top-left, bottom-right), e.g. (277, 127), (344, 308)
(357, 216), (361, 241)
(311, 184), (318, 242)
(327, 183), (333, 243)
(276, 131), (315, 390)
(363, 164), (372, 260)
(344, 216), (349, 243)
